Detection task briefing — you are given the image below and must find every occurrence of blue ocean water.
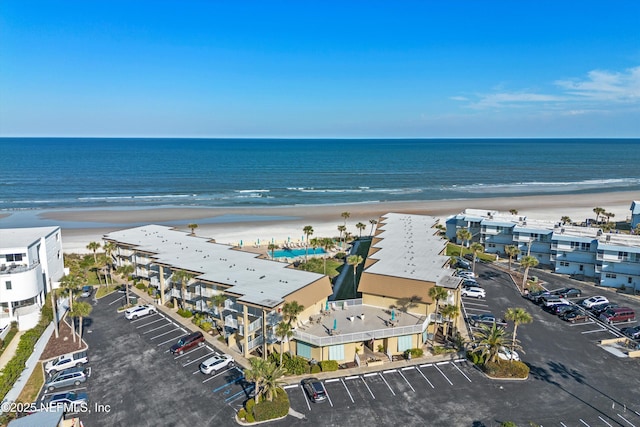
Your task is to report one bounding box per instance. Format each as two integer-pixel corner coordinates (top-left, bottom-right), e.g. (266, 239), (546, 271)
(1, 138), (639, 211)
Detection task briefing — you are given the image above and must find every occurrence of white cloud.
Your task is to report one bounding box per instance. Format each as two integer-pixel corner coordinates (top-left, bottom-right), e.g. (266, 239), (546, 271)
(449, 96), (468, 101)
(555, 66), (640, 101)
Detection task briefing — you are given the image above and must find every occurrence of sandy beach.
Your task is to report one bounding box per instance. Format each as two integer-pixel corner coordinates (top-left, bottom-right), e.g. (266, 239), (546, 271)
(23, 190), (637, 254)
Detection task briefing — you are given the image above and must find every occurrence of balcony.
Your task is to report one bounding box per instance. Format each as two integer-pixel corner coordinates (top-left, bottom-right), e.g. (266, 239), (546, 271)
(0, 262), (40, 276)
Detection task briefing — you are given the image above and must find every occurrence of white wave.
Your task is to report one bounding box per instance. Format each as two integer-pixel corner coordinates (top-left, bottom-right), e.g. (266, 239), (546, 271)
(236, 189), (270, 193)
(449, 178), (640, 193)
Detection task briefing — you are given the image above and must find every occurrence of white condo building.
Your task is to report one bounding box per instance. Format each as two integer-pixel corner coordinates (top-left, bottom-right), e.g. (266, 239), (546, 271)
(446, 206), (640, 292)
(0, 227), (65, 330)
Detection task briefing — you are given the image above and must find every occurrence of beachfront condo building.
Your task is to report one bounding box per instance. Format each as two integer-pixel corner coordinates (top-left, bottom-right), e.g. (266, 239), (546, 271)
(446, 207), (640, 291)
(103, 215), (463, 363)
(632, 201), (640, 230)
(0, 226), (65, 330)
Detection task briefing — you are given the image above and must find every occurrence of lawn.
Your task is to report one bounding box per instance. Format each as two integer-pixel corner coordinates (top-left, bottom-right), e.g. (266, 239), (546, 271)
(16, 362), (44, 405)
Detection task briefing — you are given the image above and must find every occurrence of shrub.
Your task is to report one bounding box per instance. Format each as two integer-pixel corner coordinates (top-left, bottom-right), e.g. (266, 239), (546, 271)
(135, 283), (146, 290)
(408, 348), (424, 358)
(432, 345), (455, 355)
(200, 321), (212, 332)
(483, 360), (529, 379)
(237, 408), (247, 420)
(466, 350), (485, 366)
(245, 411), (255, 423)
(177, 308), (193, 318)
(310, 364), (321, 374)
(501, 422), (518, 427)
(319, 360), (339, 372)
(284, 354), (310, 375)
(335, 252), (346, 260)
(252, 388), (290, 421)
(245, 398), (256, 413)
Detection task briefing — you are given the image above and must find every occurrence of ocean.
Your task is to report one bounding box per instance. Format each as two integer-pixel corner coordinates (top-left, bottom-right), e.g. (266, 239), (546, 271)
(1, 138), (639, 211)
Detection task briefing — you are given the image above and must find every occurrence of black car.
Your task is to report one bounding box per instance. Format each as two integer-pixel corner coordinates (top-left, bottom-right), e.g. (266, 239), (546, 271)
(553, 288), (582, 298)
(468, 313), (507, 327)
(545, 304), (574, 315)
(527, 290), (551, 303)
(620, 326), (640, 339)
(301, 378), (327, 403)
(591, 302), (619, 316)
(560, 309), (589, 323)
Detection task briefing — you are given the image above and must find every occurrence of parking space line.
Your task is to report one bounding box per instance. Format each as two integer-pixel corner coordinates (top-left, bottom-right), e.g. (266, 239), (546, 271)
(451, 360), (472, 382)
(436, 361), (449, 365)
(363, 372), (378, 377)
(360, 376), (376, 399)
(225, 385), (254, 403)
(401, 366), (414, 371)
(325, 378), (340, 383)
(383, 369), (397, 374)
(415, 366), (434, 389)
(41, 386), (87, 397)
(174, 345), (206, 360)
(182, 352), (212, 367)
(150, 328), (181, 340)
(598, 416), (613, 426)
(434, 364), (453, 385)
(581, 328), (608, 334)
(213, 375), (245, 392)
(345, 375), (359, 380)
(340, 378), (355, 403)
(131, 314), (160, 324)
(560, 422), (568, 427)
(136, 317), (165, 328)
(420, 363), (433, 367)
(142, 323), (174, 334)
(283, 384), (298, 390)
(157, 335), (183, 346)
(203, 366), (241, 384)
(109, 296), (125, 305)
(617, 414), (636, 427)
(321, 383), (333, 407)
(301, 387), (311, 411)
(397, 370), (415, 392)
(569, 321), (595, 327)
(378, 373), (395, 396)
(578, 419), (590, 426)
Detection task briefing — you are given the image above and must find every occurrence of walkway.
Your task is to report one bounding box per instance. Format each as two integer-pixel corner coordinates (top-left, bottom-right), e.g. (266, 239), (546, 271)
(0, 331), (24, 371)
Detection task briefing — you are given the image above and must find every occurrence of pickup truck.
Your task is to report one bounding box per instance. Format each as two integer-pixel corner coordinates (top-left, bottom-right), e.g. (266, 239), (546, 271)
(45, 351), (88, 375)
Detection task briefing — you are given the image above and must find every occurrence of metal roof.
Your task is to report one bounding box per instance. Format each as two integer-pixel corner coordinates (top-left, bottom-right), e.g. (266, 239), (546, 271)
(0, 226), (60, 250)
(366, 213), (458, 288)
(103, 225), (324, 308)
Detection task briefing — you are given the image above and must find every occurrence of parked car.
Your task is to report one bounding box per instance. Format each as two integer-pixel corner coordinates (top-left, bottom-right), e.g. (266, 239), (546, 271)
(461, 287), (486, 299)
(124, 304), (157, 320)
(591, 303), (619, 316)
(468, 313), (507, 327)
(527, 290), (551, 303)
(44, 367), (89, 391)
(599, 307), (635, 324)
(454, 270), (476, 279)
(45, 351), (88, 375)
(462, 279), (481, 288)
(200, 354), (234, 374)
(553, 287), (582, 298)
(560, 310), (589, 323)
(541, 296), (570, 308)
(170, 331), (205, 355)
(43, 391), (89, 411)
(620, 326), (640, 339)
(582, 296), (609, 309)
(544, 304), (573, 315)
(301, 378), (327, 403)
(80, 285), (93, 298)
(498, 347), (520, 362)
(453, 257), (471, 269)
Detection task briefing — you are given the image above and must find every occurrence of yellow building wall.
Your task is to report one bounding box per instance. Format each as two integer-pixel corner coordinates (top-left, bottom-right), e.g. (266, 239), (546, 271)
(362, 294), (429, 316)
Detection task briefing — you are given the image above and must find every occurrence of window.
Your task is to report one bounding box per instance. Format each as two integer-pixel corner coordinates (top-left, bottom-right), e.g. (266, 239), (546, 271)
(579, 265), (584, 271)
(397, 335), (413, 352)
(488, 243), (496, 248)
(629, 277), (633, 284)
(5, 281), (11, 290)
(6, 254), (23, 262)
(560, 261), (569, 267)
(297, 342), (312, 359)
(605, 273), (617, 279)
(618, 251), (628, 260)
(328, 345), (345, 361)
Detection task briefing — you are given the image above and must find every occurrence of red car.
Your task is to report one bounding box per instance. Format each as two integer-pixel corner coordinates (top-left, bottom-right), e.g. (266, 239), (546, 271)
(170, 331), (205, 355)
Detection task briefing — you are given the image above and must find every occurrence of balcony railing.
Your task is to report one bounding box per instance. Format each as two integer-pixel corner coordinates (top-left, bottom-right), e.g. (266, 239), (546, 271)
(246, 335), (264, 352)
(0, 262), (40, 275)
(293, 318), (430, 347)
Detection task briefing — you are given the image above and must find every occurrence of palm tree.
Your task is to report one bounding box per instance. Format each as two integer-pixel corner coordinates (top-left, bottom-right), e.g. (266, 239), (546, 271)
(519, 255), (539, 293)
(456, 228), (472, 258)
(275, 321), (293, 367)
(369, 219), (378, 236)
(260, 361), (287, 403)
(341, 211), (350, 228)
(337, 225), (346, 247)
(440, 303), (460, 338)
(102, 242), (115, 286)
(428, 286), (449, 342)
(504, 245), (520, 271)
(509, 209), (518, 215)
(470, 242), (484, 272)
(187, 223), (198, 236)
(321, 237), (334, 275)
(282, 301), (305, 327)
(634, 224), (640, 235)
(267, 243), (278, 260)
(172, 269), (193, 309)
(60, 272), (83, 313)
(593, 207), (605, 224)
(210, 293), (227, 330)
(116, 264), (134, 306)
(302, 225), (314, 262)
(309, 237), (320, 257)
(560, 216), (572, 225)
(604, 212), (615, 223)
(71, 301), (92, 348)
(472, 323), (508, 365)
(347, 255), (363, 297)
(244, 357), (268, 404)
(86, 241), (101, 263)
(504, 307), (533, 350)
(356, 222), (366, 238)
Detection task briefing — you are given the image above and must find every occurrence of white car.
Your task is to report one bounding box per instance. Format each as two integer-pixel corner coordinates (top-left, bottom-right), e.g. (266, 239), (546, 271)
(498, 347), (520, 361)
(461, 287), (486, 299)
(455, 270), (476, 279)
(124, 304), (157, 320)
(581, 296), (609, 309)
(200, 354), (234, 374)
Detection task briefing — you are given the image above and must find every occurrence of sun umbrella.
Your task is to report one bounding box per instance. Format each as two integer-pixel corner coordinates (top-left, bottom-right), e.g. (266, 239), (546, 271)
(391, 309), (396, 321)
(333, 318), (337, 330)
(325, 300), (329, 311)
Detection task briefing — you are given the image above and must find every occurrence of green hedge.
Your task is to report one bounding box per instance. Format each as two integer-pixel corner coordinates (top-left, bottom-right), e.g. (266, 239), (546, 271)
(252, 388), (290, 422)
(483, 360), (529, 378)
(177, 308), (193, 318)
(0, 300), (53, 400)
(135, 283), (147, 290)
(310, 364), (321, 374)
(319, 360), (339, 372)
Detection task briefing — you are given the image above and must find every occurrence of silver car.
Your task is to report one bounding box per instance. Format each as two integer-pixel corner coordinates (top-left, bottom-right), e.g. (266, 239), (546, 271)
(44, 367), (88, 391)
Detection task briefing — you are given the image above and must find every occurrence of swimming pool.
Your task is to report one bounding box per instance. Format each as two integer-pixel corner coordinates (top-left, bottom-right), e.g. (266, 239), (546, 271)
(272, 248), (326, 258)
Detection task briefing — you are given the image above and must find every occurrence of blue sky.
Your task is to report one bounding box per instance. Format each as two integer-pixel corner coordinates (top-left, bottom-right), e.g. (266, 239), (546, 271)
(1, 1), (639, 138)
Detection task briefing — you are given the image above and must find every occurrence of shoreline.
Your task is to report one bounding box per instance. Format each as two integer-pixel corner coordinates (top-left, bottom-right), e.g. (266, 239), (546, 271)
(0, 190), (637, 254)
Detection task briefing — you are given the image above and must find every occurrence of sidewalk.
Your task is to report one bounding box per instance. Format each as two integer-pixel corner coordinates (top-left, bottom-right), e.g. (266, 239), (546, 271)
(0, 331), (24, 371)
(126, 285), (467, 383)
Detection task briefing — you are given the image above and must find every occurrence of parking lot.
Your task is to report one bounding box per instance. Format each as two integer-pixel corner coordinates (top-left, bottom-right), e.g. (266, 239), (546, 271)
(70, 265), (640, 426)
